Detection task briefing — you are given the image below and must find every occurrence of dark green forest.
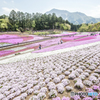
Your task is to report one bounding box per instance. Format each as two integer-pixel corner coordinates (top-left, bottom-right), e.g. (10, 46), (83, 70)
(0, 10), (81, 32)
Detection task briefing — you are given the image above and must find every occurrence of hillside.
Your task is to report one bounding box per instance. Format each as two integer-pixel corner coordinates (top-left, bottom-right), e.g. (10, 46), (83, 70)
(46, 8), (100, 25)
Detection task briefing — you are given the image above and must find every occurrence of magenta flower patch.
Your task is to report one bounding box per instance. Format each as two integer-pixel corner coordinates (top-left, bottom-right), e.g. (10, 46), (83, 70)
(0, 34), (23, 44)
(0, 50), (14, 56)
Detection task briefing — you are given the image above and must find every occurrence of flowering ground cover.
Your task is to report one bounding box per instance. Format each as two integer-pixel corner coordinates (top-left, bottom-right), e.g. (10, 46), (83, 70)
(0, 44), (100, 100)
(0, 50), (14, 56)
(27, 34), (88, 50)
(0, 33), (98, 57)
(26, 38), (61, 50)
(75, 35), (96, 41)
(61, 35), (87, 42)
(0, 34), (90, 57)
(0, 46), (32, 57)
(33, 34), (100, 53)
(0, 34), (34, 44)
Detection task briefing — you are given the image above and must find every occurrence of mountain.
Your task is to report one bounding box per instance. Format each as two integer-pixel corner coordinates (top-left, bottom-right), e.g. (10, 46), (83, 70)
(46, 8), (100, 25)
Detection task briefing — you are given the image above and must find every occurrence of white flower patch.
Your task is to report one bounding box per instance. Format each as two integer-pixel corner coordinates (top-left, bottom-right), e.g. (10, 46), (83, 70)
(27, 89), (34, 95)
(99, 77), (100, 82)
(37, 92), (46, 100)
(66, 86), (73, 91)
(57, 86), (65, 94)
(91, 73), (99, 78)
(61, 79), (70, 86)
(20, 93), (27, 99)
(47, 82), (56, 91)
(71, 66), (76, 70)
(0, 94), (5, 100)
(45, 78), (52, 84)
(33, 85), (40, 91)
(76, 68), (83, 74)
(40, 87), (47, 93)
(89, 66), (95, 71)
(74, 71), (80, 77)
(64, 66), (71, 70)
(34, 90), (40, 95)
(44, 74), (50, 79)
(13, 96), (21, 100)
(38, 77), (44, 82)
(79, 66), (86, 70)
(56, 83), (64, 89)
(83, 80), (93, 87)
(4, 91), (10, 96)
(68, 73), (76, 79)
(38, 82), (45, 88)
(98, 66), (100, 69)
(85, 70), (91, 74)
(79, 74), (86, 80)
(27, 84), (33, 89)
(53, 77), (61, 84)
(64, 71), (70, 76)
(29, 96), (38, 100)
(84, 64), (89, 68)
(51, 73), (57, 79)
(89, 76), (97, 83)
(48, 84), (56, 91)
(56, 70), (62, 75)
(47, 82), (55, 87)
(48, 90), (57, 98)
(83, 72), (89, 77)
(7, 93), (16, 100)
(21, 87), (27, 93)
(74, 79), (84, 89)
(58, 74), (65, 80)
(94, 69), (100, 74)
(14, 90), (21, 96)
(68, 68), (74, 72)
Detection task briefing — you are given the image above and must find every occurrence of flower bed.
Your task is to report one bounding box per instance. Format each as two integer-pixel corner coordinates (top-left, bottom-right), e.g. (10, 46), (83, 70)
(26, 38), (61, 50)
(0, 34), (34, 44)
(61, 35), (87, 42)
(0, 50), (14, 56)
(0, 44), (100, 100)
(75, 36), (96, 41)
(33, 35), (100, 53)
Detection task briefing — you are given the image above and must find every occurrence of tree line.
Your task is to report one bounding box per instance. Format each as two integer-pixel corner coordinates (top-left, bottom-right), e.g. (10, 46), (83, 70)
(0, 10), (81, 32)
(78, 23), (100, 32)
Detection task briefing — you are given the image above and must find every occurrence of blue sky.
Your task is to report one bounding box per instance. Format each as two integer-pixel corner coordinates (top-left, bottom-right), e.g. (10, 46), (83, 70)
(0, 0), (100, 18)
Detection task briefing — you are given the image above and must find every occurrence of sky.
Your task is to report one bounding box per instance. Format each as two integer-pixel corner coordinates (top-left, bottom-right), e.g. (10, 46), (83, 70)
(0, 0), (100, 18)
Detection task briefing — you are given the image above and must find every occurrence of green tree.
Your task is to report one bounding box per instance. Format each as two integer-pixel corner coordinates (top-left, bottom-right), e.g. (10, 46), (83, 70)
(78, 23), (88, 32)
(9, 10), (17, 31)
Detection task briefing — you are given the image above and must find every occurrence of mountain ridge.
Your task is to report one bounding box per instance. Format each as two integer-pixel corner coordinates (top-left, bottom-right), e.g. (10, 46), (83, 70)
(45, 8), (100, 25)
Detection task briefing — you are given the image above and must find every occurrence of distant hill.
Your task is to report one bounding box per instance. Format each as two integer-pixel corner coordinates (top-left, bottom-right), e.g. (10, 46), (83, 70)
(46, 9), (100, 25)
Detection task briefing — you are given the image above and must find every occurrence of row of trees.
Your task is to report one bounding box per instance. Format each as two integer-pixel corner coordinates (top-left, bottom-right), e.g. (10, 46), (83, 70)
(0, 10), (81, 32)
(78, 22), (100, 32)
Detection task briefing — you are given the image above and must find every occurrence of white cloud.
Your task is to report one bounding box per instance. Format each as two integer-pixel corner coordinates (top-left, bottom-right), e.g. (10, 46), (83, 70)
(2, 7), (20, 15)
(87, 5), (100, 18)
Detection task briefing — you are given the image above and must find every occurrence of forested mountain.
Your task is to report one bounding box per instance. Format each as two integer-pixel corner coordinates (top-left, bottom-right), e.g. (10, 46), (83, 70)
(46, 9), (100, 25)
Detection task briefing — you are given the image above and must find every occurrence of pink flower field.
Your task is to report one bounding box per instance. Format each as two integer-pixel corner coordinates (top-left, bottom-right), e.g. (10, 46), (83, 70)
(33, 34), (100, 53)
(0, 33), (99, 57)
(26, 38), (61, 50)
(0, 34), (34, 44)
(0, 50), (14, 56)
(61, 35), (87, 42)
